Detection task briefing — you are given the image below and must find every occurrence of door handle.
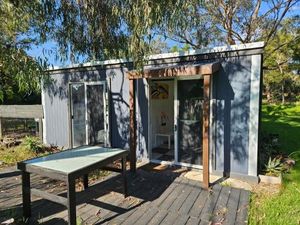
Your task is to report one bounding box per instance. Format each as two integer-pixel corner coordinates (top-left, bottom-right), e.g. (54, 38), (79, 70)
(174, 124), (177, 131)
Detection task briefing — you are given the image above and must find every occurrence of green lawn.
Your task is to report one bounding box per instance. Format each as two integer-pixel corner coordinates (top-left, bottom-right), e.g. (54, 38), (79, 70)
(249, 103), (300, 225)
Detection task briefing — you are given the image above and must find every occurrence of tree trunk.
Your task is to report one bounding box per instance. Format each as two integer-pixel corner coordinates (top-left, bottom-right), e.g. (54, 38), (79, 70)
(266, 85), (271, 102)
(281, 80), (285, 104)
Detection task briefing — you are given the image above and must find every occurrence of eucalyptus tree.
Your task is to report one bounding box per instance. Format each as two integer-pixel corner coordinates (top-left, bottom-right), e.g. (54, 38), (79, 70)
(0, 0), (48, 103)
(40, 0), (204, 67)
(161, 0), (299, 48)
(264, 17), (300, 103)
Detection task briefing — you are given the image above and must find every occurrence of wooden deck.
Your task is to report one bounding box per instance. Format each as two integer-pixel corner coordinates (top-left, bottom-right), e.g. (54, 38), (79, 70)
(0, 165), (250, 225)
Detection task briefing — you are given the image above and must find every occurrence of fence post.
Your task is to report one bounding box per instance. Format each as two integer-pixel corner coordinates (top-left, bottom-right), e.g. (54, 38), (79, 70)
(38, 118), (43, 142)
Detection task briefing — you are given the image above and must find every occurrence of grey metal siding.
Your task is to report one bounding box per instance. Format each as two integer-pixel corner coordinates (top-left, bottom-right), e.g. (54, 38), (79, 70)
(44, 47), (262, 177)
(43, 69), (107, 148)
(136, 78), (149, 159)
(109, 67), (130, 149)
(43, 73), (69, 147)
(214, 56), (252, 175)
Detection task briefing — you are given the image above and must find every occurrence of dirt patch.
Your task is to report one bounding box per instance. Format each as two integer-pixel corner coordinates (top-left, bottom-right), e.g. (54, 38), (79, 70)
(183, 170), (281, 193)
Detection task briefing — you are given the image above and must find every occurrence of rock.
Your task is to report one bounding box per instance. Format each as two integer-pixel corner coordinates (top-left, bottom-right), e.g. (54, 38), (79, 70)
(1, 218), (14, 225)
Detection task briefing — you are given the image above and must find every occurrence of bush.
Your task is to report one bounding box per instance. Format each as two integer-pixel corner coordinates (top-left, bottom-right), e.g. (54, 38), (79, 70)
(265, 157), (284, 176)
(259, 132), (281, 173)
(23, 136), (43, 153)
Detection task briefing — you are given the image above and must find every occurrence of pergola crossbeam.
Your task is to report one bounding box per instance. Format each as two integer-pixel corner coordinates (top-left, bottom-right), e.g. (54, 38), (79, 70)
(127, 62), (220, 79)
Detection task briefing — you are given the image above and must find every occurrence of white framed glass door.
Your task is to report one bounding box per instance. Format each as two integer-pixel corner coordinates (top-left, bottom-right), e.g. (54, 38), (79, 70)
(70, 82), (108, 147)
(174, 76), (203, 167)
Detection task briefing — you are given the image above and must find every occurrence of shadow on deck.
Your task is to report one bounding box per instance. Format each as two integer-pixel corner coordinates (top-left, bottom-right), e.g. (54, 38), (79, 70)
(0, 164), (249, 225)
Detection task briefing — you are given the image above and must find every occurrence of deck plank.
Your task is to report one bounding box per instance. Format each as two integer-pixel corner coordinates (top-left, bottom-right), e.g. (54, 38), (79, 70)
(168, 179), (196, 212)
(199, 184), (222, 223)
(223, 188), (241, 225)
(147, 209), (169, 225)
(178, 181), (202, 215)
(173, 214), (190, 225)
(152, 177), (183, 207)
(160, 211), (180, 225)
(0, 167), (250, 225)
(211, 186), (231, 224)
(188, 188), (209, 218)
(186, 216), (201, 225)
(121, 202), (152, 225)
(235, 189), (250, 225)
(159, 178), (187, 210)
(134, 207), (159, 225)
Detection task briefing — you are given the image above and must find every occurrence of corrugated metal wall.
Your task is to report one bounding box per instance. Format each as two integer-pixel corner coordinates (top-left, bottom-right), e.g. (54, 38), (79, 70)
(43, 49), (262, 177)
(214, 56), (251, 175)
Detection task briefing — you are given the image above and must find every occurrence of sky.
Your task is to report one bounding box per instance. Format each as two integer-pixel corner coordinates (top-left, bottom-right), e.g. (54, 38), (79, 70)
(26, 2), (300, 67)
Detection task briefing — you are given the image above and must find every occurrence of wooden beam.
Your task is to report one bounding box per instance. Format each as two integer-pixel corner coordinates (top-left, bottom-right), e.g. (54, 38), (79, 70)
(129, 79), (136, 172)
(127, 62), (220, 79)
(31, 188), (68, 207)
(202, 74), (211, 189)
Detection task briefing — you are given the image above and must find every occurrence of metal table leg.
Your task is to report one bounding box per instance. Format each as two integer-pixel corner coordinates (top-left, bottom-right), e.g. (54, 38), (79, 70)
(22, 171), (31, 218)
(67, 177), (76, 225)
(122, 156), (127, 198)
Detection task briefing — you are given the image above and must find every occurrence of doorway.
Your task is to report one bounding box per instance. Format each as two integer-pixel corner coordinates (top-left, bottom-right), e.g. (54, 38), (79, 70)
(149, 79), (175, 162)
(149, 77), (203, 168)
(69, 82), (109, 147)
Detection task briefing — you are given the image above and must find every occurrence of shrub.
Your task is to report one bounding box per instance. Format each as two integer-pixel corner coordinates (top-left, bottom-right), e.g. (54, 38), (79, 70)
(259, 132), (281, 172)
(265, 157), (284, 176)
(23, 136), (43, 153)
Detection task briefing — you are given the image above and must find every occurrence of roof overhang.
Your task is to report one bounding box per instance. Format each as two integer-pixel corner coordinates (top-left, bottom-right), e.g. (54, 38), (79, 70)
(127, 61), (220, 79)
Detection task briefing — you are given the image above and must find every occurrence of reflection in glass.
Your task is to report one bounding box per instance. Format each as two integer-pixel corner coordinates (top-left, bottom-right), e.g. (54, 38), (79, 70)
(87, 85), (105, 145)
(71, 83), (86, 146)
(178, 79), (203, 165)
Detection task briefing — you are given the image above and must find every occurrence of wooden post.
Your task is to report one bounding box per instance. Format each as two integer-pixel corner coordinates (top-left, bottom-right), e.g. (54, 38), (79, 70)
(202, 74), (211, 189)
(0, 118), (2, 139)
(38, 118), (43, 141)
(129, 79), (136, 172)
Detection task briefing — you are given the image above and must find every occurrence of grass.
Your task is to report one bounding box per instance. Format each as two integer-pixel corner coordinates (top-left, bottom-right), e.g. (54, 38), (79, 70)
(249, 103), (300, 225)
(0, 136), (52, 168)
(0, 144), (38, 168)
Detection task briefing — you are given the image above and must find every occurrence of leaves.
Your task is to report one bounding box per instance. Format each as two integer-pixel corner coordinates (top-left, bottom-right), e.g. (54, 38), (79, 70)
(264, 16), (300, 103)
(0, 0), (49, 104)
(265, 157), (284, 176)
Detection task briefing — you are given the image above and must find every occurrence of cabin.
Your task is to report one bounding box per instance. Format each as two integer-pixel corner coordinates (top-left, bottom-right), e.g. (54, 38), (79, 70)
(42, 42), (264, 186)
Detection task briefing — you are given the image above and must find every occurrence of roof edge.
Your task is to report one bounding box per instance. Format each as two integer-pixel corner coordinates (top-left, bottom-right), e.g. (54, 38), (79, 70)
(49, 41), (264, 71)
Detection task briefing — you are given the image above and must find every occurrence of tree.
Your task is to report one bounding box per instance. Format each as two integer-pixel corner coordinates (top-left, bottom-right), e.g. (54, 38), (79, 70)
(0, 0), (48, 104)
(163, 0), (298, 48)
(37, 0), (203, 67)
(264, 17), (300, 103)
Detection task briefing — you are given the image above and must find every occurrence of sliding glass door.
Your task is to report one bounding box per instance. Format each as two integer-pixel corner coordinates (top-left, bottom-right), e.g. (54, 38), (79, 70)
(86, 84), (106, 145)
(175, 78), (203, 166)
(70, 83), (86, 147)
(70, 82), (108, 147)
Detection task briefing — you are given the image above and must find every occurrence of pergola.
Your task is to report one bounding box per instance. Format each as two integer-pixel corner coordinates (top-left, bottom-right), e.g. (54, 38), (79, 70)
(126, 61), (220, 189)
